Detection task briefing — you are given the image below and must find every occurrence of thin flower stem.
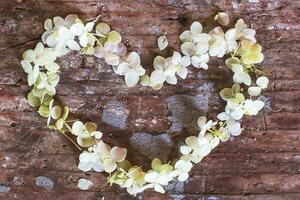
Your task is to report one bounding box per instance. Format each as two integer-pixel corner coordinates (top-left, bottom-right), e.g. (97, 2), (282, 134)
(59, 129), (82, 151)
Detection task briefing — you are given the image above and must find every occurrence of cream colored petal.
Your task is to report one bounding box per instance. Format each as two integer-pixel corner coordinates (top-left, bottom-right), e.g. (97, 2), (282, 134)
(190, 21), (202, 35)
(111, 146), (127, 162)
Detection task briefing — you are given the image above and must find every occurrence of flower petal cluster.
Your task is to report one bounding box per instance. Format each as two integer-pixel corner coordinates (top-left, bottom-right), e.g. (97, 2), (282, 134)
(141, 51), (191, 89)
(208, 27), (237, 57)
(71, 121), (103, 147)
(144, 158), (174, 193)
(180, 22), (211, 69)
(78, 141), (127, 173)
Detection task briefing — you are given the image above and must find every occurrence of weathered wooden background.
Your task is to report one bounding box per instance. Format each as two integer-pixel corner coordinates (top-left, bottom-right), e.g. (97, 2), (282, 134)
(0, 0), (300, 199)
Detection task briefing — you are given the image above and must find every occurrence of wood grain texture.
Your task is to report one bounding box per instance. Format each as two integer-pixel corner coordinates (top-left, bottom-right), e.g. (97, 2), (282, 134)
(0, 0), (300, 199)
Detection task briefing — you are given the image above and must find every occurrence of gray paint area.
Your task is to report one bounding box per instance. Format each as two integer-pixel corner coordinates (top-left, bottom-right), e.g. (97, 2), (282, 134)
(102, 100), (129, 129)
(35, 176), (55, 191)
(129, 132), (173, 162)
(0, 185), (10, 193)
(167, 83), (214, 133)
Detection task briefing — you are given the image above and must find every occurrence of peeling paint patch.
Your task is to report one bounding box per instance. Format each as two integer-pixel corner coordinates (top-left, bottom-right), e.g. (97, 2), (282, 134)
(165, 180), (185, 193)
(167, 83), (214, 133)
(35, 176), (54, 190)
(13, 176), (24, 186)
(102, 100), (128, 129)
(0, 185), (10, 193)
(129, 132), (173, 162)
(170, 194), (185, 200)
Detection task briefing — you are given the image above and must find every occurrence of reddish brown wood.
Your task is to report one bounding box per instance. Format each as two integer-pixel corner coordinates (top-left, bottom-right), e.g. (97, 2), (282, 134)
(0, 0), (300, 199)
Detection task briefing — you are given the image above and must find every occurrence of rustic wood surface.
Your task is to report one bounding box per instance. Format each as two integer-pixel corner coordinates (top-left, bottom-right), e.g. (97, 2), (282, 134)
(0, 0), (300, 199)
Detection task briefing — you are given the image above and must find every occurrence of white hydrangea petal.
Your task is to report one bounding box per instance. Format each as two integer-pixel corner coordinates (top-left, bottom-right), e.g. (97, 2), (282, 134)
(190, 21), (202, 35)
(178, 173), (189, 181)
(256, 76), (269, 89)
(191, 150), (204, 163)
(97, 141), (111, 158)
(154, 184), (165, 193)
(79, 34), (88, 47)
(133, 65), (146, 76)
(242, 72), (251, 86)
(85, 21), (94, 32)
(180, 30), (192, 42)
(248, 86), (262, 96)
(78, 161), (93, 172)
(185, 136), (198, 148)
(227, 119), (242, 136)
(93, 131), (103, 139)
(70, 23), (85, 36)
(105, 53), (120, 66)
(41, 32), (51, 44)
(165, 75), (177, 85)
(78, 179), (93, 190)
(244, 28), (256, 42)
(21, 60), (32, 73)
(115, 43), (127, 56)
(116, 63), (130, 75)
(65, 14), (79, 27)
(111, 147), (127, 162)
(93, 162), (104, 172)
(196, 42), (209, 55)
(93, 46), (106, 58)
(67, 40), (81, 50)
(79, 152), (92, 162)
(181, 56), (191, 67)
(58, 27), (72, 40)
(34, 42), (44, 55)
(180, 145), (192, 155)
(231, 108), (244, 120)
(172, 51), (181, 65)
(181, 42), (195, 56)
(72, 121), (84, 136)
(157, 35), (168, 51)
(127, 52), (141, 66)
(150, 70), (166, 84)
(22, 49), (36, 62)
(53, 16), (65, 27)
(44, 19), (53, 31)
(125, 71), (139, 87)
(217, 112), (229, 121)
(46, 35), (57, 47)
(176, 66), (188, 79)
(144, 172), (159, 183)
(153, 56), (166, 70)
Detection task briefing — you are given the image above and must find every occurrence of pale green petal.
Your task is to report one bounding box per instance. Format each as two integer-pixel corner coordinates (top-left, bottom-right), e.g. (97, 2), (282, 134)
(96, 22), (110, 37)
(50, 105), (62, 119)
(248, 86), (262, 96)
(107, 31), (122, 44)
(125, 71), (139, 87)
(27, 92), (40, 107)
(150, 70), (166, 84)
(256, 76), (269, 89)
(70, 23), (85, 36)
